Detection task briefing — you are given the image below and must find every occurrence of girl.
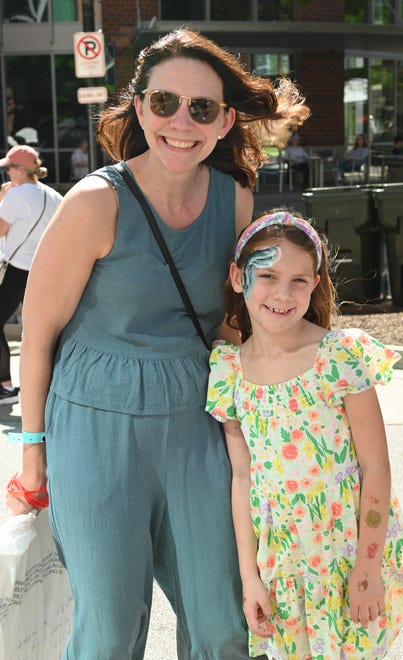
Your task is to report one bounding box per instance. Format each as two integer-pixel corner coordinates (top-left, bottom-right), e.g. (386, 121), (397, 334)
(206, 210), (403, 659)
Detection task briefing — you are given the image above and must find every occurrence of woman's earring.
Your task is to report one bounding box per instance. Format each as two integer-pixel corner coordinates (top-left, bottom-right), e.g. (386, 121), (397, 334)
(217, 134), (222, 140)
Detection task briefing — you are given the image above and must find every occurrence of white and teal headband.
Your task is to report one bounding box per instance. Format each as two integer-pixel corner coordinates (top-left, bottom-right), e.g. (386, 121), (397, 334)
(234, 211), (322, 271)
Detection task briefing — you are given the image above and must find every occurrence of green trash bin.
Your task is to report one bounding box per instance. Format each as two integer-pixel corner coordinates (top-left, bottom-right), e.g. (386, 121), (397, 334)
(372, 184), (403, 306)
(302, 186), (380, 303)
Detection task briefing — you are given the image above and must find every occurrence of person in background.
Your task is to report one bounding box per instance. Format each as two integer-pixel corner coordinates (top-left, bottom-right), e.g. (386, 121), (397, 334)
(70, 139), (89, 181)
(206, 210), (403, 659)
(284, 132), (310, 189)
(338, 133), (369, 181)
(6, 29), (309, 659)
(392, 134), (402, 155)
(0, 145), (62, 404)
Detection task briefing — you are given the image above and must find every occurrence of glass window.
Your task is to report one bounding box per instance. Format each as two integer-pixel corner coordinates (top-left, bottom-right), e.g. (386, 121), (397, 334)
(373, 0), (394, 24)
(160, 0), (204, 20)
(5, 55), (52, 149)
(344, 57), (368, 146)
(258, 0), (292, 21)
(344, 0), (368, 23)
(53, 0), (77, 21)
(4, 0), (49, 22)
(55, 54), (89, 181)
(4, 0), (77, 22)
(397, 62), (403, 139)
(254, 54), (290, 78)
(211, 0), (251, 20)
(369, 59), (395, 142)
(55, 55), (88, 149)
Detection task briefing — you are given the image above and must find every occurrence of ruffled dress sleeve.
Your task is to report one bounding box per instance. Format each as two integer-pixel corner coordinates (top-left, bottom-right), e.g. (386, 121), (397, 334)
(206, 340), (240, 422)
(314, 328), (401, 407)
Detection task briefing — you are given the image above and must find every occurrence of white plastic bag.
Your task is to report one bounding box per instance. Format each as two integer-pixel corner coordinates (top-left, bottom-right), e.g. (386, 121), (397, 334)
(0, 509), (73, 659)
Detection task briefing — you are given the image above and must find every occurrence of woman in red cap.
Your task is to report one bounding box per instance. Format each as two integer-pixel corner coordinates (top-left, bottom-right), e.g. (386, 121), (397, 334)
(0, 144), (62, 403)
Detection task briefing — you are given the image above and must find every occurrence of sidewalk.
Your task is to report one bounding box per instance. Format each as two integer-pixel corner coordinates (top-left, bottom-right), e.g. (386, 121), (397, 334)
(1, 340), (402, 659)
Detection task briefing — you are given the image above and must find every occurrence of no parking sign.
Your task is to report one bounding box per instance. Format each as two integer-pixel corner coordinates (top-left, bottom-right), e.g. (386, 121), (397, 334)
(74, 31), (106, 78)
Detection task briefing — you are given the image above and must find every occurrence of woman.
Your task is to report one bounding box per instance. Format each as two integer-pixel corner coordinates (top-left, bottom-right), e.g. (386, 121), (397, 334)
(0, 144), (62, 404)
(284, 132), (310, 188)
(7, 29), (309, 658)
(338, 133), (369, 181)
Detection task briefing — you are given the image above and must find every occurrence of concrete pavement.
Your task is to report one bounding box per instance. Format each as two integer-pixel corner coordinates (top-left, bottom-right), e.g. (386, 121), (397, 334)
(1, 340), (402, 659)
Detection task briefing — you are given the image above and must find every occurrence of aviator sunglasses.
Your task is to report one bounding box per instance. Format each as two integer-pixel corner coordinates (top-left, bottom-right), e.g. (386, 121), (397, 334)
(142, 89), (227, 125)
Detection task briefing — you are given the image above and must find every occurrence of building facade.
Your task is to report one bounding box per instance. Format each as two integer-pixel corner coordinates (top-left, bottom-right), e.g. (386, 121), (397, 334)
(1, 0), (402, 182)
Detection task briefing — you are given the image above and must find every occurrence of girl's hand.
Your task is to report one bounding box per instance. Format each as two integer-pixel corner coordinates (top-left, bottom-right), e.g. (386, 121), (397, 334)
(348, 567), (386, 628)
(242, 576), (273, 637)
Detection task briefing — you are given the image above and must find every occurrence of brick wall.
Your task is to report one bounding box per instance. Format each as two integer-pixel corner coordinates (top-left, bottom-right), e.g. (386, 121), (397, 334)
(102, 0), (158, 88)
(295, 0), (345, 146)
(296, 0), (344, 22)
(296, 50), (345, 146)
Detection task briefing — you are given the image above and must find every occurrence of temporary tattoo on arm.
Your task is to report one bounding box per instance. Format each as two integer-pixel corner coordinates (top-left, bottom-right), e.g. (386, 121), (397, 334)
(357, 579), (368, 592)
(365, 509), (382, 529)
(366, 543), (379, 559)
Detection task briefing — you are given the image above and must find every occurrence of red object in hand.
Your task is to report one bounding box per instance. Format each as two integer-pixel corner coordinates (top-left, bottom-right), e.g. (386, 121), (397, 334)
(6, 474), (49, 509)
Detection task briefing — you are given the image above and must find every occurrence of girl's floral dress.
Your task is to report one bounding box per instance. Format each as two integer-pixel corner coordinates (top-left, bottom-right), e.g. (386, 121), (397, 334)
(206, 329), (403, 660)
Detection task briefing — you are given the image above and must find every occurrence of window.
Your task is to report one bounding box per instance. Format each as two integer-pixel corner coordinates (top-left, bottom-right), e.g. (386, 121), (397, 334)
(344, 0), (368, 23)
(160, 0), (293, 21)
(210, 0), (251, 20)
(253, 54), (290, 78)
(397, 61), (403, 139)
(55, 55), (88, 182)
(344, 57), (368, 146)
(370, 59), (395, 142)
(160, 0), (204, 20)
(258, 0), (292, 21)
(4, 0), (77, 23)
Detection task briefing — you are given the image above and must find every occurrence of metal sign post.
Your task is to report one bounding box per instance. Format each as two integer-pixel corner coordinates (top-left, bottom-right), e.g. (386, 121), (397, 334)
(74, 0), (105, 172)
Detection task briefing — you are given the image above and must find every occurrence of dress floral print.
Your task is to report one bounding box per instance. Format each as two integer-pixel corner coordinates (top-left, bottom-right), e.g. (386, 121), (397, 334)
(206, 329), (403, 660)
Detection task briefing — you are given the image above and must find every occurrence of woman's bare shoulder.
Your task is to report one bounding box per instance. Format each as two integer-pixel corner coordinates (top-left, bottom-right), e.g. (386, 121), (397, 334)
(58, 174), (118, 220)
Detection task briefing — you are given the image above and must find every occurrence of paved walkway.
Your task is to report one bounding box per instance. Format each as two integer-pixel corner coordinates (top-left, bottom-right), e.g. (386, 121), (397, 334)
(1, 340), (402, 658)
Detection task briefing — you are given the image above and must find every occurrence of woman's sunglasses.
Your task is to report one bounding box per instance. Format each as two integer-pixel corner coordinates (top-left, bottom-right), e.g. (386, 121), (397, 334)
(142, 89), (227, 125)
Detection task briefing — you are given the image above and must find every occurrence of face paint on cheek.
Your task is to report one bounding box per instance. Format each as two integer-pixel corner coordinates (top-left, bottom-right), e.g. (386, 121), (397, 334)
(242, 246), (281, 300)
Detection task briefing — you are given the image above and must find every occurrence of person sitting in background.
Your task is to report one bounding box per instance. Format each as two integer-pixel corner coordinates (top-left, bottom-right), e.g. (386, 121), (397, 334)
(388, 134), (403, 182)
(392, 135), (402, 155)
(338, 133), (369, 181)
(284, 133), (310, 188)
(70, 139), (89, 181)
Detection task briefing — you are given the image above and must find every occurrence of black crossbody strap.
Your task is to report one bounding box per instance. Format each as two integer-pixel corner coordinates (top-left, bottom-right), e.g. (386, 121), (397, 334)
(114, 163), (209, 350)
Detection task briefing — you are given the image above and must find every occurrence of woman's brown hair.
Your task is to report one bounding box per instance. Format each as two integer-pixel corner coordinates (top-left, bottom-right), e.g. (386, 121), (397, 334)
(225, 210), (337, 342)
(98, 28), (309, 188)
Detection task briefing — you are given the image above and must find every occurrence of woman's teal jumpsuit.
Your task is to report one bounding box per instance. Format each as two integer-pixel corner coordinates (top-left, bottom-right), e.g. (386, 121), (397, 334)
(45, 164), (257, 659)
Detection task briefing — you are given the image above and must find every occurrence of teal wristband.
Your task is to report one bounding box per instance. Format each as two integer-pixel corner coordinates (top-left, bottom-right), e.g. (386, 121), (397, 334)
(8, 431), (46, 444)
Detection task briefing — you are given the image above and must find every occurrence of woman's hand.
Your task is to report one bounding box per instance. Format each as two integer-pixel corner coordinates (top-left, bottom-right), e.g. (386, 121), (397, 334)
(242, 576), (273, 637)
(348, 565), (386, 628)
(6, 470), (48, 515)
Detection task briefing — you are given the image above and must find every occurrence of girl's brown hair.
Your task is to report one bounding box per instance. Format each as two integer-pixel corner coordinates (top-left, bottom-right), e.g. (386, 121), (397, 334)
(225, 210), (337, 342)
(98, 28), (309, 188)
